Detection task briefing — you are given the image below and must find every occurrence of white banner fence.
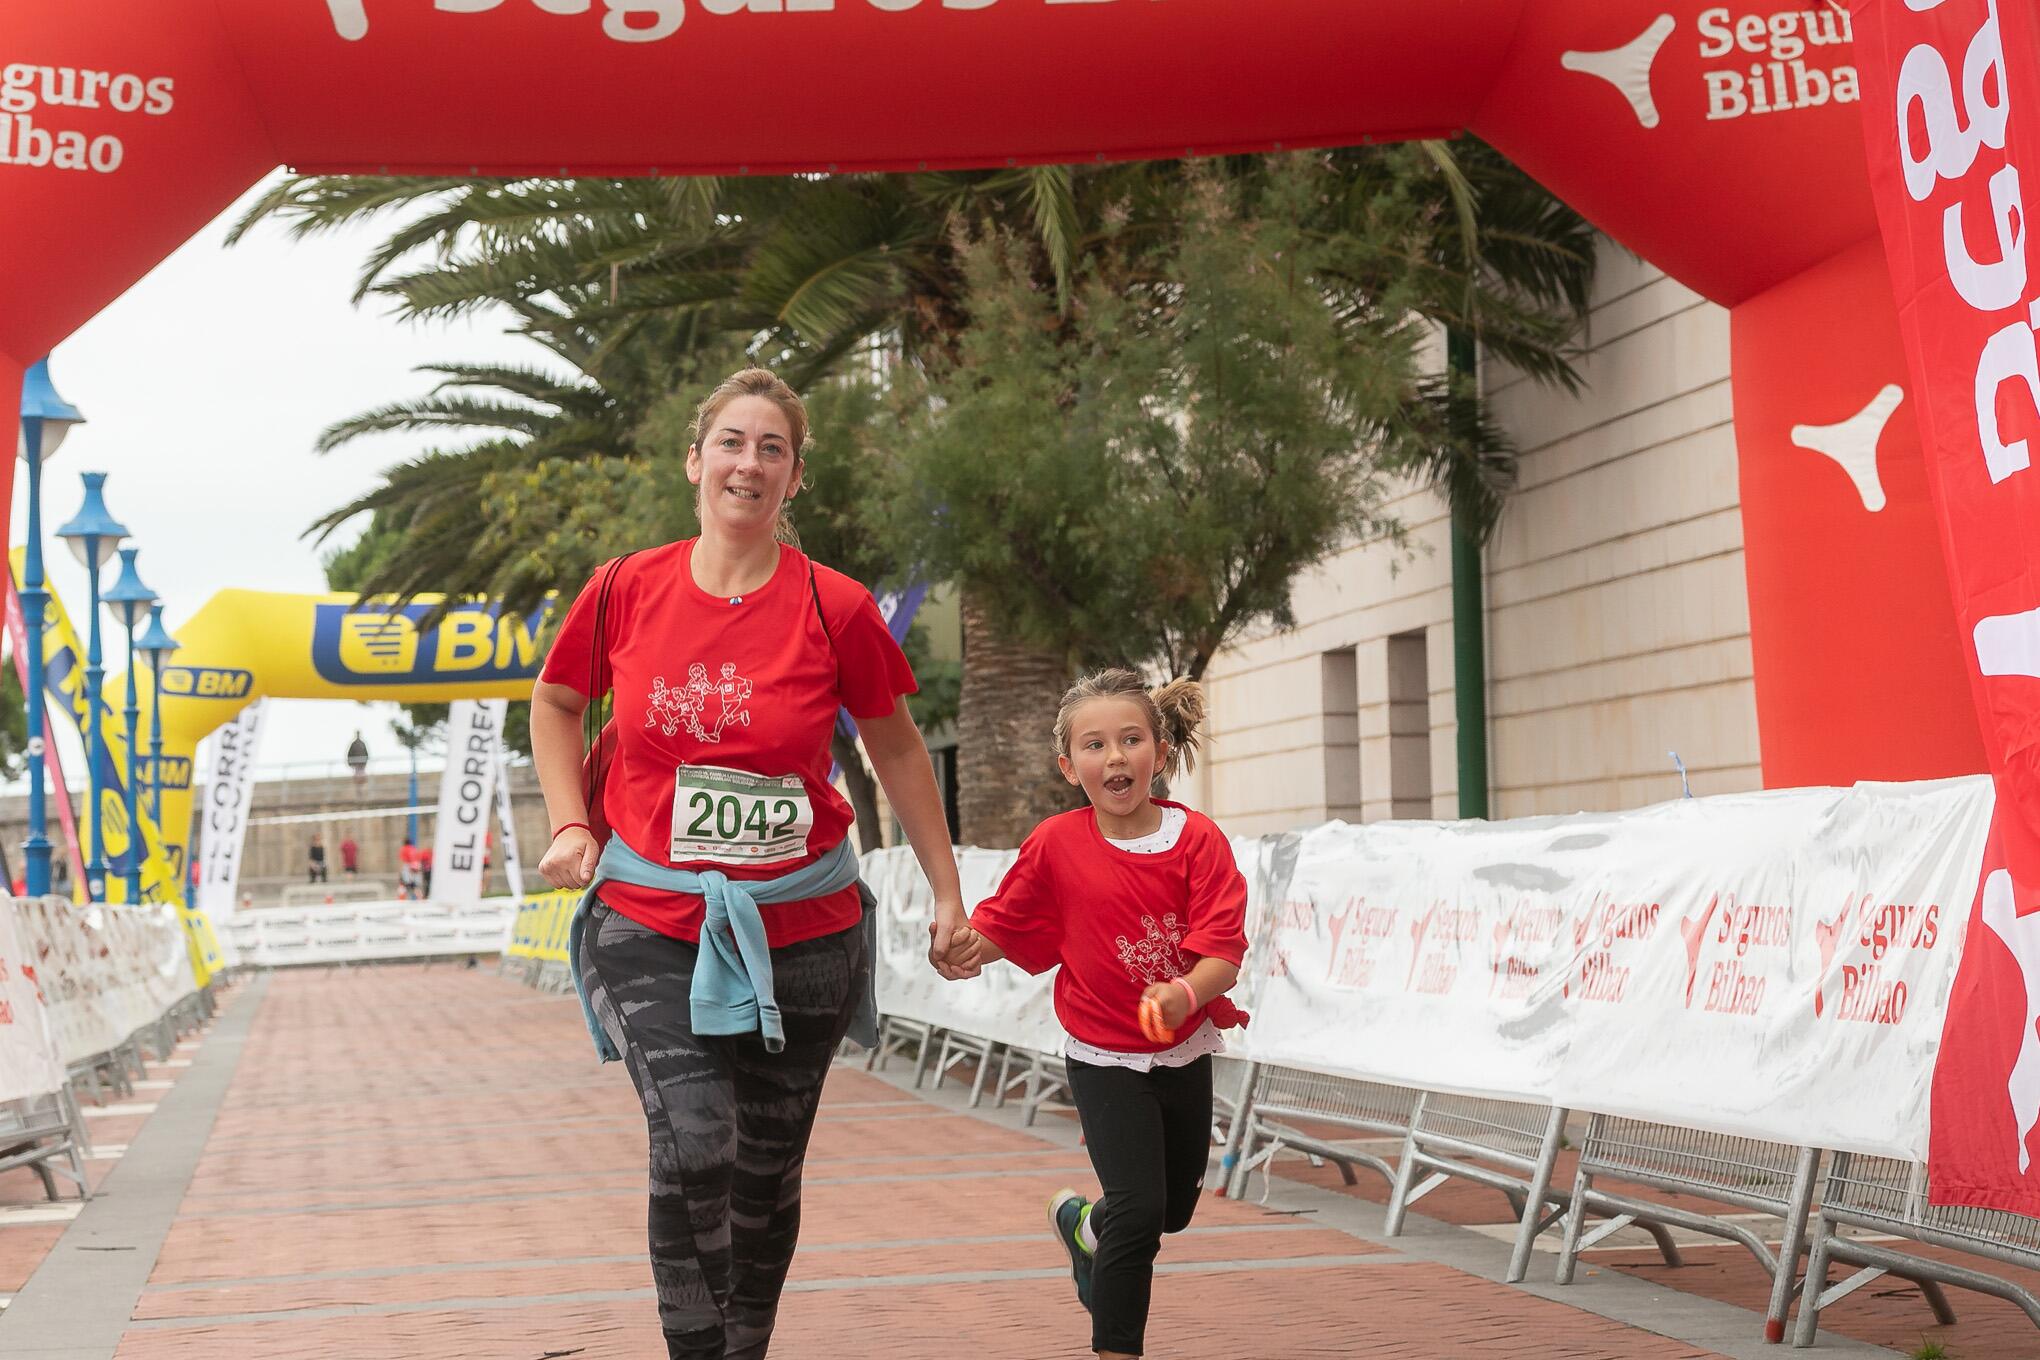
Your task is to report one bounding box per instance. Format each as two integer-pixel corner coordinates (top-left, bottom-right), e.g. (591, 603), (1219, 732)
(0, 895), (200, 1105)
(860, 776), (1995, 1162)
(222, 899), (518, 970)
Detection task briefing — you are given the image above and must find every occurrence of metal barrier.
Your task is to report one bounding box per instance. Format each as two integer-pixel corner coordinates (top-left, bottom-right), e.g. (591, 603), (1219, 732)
(865, 1015), (938, 1087)
(0, 1088), (89, 1202)
(930, 1031), (1000, 1106)
(1228, 1064), (1418, 1201)
(1385, 1093), (1678, 1284)
(1793, 1153), (2020, 1348)
(990, 1046), (1073, 1127)
(1556, 1116), (1818, 1341)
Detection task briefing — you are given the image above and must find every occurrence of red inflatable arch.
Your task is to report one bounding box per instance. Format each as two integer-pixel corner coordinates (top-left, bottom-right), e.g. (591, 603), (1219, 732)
(0, 3), (1986, 793)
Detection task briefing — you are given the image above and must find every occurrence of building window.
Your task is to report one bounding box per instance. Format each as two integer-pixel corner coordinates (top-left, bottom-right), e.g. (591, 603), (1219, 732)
(1321, 649), (1361, 823)
(1388, 630), (1432, 819)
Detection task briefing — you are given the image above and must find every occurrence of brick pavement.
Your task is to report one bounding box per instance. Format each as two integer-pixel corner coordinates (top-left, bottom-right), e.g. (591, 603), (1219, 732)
(0, 965), (1964, 1356)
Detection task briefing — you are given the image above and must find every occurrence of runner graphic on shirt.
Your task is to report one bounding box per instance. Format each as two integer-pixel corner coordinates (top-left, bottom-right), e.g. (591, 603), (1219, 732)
(1115, 912), (1189, 985)
(645, 662), (755, 743)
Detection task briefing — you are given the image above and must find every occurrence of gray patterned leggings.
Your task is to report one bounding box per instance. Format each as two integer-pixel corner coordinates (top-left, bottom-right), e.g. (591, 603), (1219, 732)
(579, 899), (865, 1360)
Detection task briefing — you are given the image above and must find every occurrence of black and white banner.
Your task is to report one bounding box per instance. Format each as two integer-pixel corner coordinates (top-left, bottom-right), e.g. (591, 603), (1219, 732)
(196, 699), (265, 922)
(433, 700), (506, 905)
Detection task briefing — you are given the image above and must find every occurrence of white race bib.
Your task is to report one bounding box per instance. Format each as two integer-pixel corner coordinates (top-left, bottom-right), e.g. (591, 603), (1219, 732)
(671, 764), (813, 866)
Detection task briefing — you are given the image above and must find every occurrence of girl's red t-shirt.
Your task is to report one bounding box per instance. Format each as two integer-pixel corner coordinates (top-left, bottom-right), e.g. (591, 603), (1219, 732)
(968, 802), (1249, 1052)
(540, 539), (917, 946)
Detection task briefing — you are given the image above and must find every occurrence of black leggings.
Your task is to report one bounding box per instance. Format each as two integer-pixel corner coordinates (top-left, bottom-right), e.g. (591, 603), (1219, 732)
(1066, 1055), (1214, 1356)
(579, 899), (865, 1360)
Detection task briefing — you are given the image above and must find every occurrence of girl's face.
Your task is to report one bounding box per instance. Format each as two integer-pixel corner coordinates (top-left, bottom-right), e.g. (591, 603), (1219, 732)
(1058, 695), (1170, 822)
(687, 394), (803, 535)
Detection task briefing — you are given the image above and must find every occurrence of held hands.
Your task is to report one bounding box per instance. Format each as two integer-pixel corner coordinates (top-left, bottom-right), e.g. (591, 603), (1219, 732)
(927, 899), (983, 981)
(540, 827), (600, 890)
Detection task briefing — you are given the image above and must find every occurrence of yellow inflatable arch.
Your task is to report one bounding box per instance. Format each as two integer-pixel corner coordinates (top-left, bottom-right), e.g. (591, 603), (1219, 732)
(65, 582), (548, 904)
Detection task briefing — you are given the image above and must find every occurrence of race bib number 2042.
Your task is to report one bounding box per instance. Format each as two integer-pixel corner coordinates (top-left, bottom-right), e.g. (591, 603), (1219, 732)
(671, 764), (813, 867)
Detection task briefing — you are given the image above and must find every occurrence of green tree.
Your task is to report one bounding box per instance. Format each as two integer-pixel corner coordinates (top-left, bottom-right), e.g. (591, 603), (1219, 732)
(247, 142), (1593, 844)
(888, 170), (1416, 841)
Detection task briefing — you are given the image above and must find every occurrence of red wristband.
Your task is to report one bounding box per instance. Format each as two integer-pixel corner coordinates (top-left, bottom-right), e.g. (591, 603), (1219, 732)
(1172, 975), (1199, 1011)
(551, 821), (593, 841)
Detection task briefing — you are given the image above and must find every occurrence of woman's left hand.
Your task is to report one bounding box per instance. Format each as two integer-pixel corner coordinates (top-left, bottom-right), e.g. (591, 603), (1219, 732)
(928, 898), (979, 980)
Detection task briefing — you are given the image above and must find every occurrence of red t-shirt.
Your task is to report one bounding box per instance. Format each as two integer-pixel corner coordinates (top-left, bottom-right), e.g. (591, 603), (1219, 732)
(541, 539), (917, 946)
(969, 802), (1249, 1052)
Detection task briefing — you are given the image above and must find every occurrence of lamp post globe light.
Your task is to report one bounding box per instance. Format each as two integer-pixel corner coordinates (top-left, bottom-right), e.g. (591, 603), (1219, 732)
(54, 472), (128, 903)
(103, 546), (157, 906)
(136, 603), (179, 904)
(17, 359), (83, 898)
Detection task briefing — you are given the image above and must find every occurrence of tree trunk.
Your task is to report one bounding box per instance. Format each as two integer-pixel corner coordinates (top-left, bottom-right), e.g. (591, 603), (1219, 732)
(832, 729), (885, 854)
(956, 589), (1081, 848)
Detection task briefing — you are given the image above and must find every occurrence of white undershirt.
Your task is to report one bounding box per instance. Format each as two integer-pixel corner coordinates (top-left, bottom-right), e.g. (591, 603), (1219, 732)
(1066, 804), (1227, 1072)
(1102, 804), (1187, 855)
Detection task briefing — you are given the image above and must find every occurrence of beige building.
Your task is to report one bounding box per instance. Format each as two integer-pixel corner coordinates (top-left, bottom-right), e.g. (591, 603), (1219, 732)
(1182, 241), (1758, 835)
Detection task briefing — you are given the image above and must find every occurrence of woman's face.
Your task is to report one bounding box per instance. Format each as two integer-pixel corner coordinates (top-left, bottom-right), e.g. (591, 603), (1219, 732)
(687, 394), (803, 534)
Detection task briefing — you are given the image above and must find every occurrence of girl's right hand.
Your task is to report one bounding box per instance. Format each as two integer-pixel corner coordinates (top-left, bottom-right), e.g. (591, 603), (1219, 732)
(540, 828), (599, 889)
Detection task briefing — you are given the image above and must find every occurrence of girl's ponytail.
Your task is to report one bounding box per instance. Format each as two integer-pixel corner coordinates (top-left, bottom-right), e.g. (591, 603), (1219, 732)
(1149, 677), (1206, 780)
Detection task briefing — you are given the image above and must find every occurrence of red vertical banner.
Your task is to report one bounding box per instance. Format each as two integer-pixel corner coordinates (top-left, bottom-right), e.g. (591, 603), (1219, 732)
(1851, 0), (2040, 1209)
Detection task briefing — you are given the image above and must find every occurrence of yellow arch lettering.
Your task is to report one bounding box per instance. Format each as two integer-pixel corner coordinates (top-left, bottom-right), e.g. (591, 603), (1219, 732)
(436, 611), (495, 671)
(495, 613), (542, 671)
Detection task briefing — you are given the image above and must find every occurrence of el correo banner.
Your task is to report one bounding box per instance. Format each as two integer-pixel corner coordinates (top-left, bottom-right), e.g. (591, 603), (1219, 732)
(197, 699), (265, 922)
(866, 777), (1995, 1162)
(433, 700), (506, 905)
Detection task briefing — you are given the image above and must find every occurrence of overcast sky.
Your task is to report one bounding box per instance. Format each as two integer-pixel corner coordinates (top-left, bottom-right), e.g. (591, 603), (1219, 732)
(12, 172), (549, 788)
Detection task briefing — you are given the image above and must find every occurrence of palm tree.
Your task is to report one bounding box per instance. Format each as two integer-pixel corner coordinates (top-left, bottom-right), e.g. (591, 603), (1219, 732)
(240, 142), (1593, 844)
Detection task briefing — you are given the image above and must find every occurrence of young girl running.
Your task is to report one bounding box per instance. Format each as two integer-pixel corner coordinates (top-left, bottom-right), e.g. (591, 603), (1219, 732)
(948, 669), (1248, 1360)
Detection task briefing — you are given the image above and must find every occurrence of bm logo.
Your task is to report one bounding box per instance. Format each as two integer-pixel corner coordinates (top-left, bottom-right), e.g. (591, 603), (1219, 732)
(160, 667), (253, 700)
(312, 603), (549, 687)
(149, 756), (194, 791)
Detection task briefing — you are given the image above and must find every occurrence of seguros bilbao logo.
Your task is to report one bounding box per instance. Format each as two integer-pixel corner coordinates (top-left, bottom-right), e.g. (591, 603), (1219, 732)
(159, 667), (254, 700)
(312, 602), (549, 687)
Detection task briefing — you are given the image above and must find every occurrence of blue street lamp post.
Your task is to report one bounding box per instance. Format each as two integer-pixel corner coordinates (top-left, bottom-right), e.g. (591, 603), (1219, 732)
(137, 605), (180, 904)
(55, 473), (129, 903)
(16, 361), (83, 897)
(104, 547), (157, 906)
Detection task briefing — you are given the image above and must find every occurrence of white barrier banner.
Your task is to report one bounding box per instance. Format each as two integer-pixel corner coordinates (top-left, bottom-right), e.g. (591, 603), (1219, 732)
(223, 898), (517, 968)
(197, 700), (265, 923)
(12, 896), (194, 1067)
(863, 829), (1302, 1058)
(0, 902), (65, 1102)
(1242, 778), (1993, 1160)
(433, 700), (506, 906)
(863, 846), (1063, 1056)
(865, 778), (1993, 1160)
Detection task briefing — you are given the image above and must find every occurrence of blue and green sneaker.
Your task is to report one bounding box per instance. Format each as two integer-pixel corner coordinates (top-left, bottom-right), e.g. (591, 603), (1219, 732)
(1048, 1187), (1094, 1310)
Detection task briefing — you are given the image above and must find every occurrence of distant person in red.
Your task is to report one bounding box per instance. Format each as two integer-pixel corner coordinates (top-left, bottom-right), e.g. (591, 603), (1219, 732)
(10, 874), (24, 897)
(398, 839), (422, 899)
(339, 835), (360, 877)
(421, 845), (434, 899)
